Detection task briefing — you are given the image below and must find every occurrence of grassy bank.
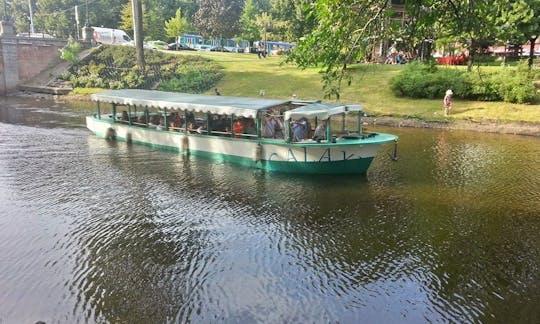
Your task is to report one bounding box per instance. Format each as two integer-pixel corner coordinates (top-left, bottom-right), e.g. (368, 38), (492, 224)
(179, 51), (540, 124)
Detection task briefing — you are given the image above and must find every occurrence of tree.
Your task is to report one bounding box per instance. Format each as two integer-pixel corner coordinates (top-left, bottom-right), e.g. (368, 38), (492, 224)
(497, 0), (540, 68)
(132, 0), (145, 68)
(434, 0), (499, 71)
(270, 0), (315, 42)
(287, 0), (391, 99)
(240, 0), (260, 41)
(165, 8), (190, 40)
(34, 0), (78, 37)
(192, 0), (243, 38)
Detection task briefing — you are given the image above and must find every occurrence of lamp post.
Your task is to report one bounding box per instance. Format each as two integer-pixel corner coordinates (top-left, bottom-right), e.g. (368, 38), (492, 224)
(3, 0), (8, 21)
(28, 0), (34, 34)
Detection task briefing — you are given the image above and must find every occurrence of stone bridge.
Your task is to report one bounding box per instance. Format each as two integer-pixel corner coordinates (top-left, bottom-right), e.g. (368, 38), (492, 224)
(0, 21), (67, 95)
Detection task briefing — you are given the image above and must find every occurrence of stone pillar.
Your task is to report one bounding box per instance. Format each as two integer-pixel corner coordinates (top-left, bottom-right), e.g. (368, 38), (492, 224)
(82, 26), (94, 42)
(0, 20), (15, 36)
(0, 36), (20, 95)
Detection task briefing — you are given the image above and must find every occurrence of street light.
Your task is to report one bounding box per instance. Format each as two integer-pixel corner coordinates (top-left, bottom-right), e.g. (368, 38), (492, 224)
(28, 0), (34, 34)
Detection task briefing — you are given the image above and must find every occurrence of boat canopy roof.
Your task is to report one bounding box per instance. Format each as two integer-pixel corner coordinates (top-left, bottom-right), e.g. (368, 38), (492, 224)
(284, 102), (362, 121)
(91, 89), (363, 120)
(91, 89), (289, 118)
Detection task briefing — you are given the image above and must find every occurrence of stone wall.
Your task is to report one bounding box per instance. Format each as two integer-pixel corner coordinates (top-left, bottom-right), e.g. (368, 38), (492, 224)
(0, 35), (66, 95)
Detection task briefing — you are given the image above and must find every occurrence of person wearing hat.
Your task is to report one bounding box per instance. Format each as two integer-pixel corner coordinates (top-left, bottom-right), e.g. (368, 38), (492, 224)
(443, 89), (453, 117)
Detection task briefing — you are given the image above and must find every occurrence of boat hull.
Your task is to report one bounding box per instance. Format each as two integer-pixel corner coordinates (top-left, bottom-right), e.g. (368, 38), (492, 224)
(86, 116), (395, 174)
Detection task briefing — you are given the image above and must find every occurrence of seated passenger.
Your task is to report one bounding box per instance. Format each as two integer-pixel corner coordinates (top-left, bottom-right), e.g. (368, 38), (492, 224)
(121, 111), (129, 122)
(291, 118), (306, 142)
(244, 118), (256, 137)
(312, 119), (327, 142)
(136, 115), (147, 126)
(173, 112), (183, 128)
(187, 122), (204, 134)
(261, 114), (276, 138)
(274, 116), (284, 139)
(233, 118), (245, 138)
(156, 117), (165, 130)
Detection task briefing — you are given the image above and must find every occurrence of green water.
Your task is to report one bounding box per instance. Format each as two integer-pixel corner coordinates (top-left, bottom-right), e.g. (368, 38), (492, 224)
(0, 96), (539, 323)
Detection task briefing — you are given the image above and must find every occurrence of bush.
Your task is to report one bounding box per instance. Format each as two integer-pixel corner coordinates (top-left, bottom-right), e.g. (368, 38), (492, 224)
(390, 61), (464, 99)
(158, 65), (223, 93)
(390, 61), (539, 104)
(59, 37), (82, 65)
(66, 45), (223, 93)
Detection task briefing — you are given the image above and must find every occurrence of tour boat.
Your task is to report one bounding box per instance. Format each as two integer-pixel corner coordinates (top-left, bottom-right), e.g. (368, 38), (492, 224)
(86, 89), (398, 174)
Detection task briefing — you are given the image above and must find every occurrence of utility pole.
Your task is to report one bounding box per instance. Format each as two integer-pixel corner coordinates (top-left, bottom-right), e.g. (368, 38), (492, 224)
(132, 0), (145, 69)
(28, 0), (34, 34)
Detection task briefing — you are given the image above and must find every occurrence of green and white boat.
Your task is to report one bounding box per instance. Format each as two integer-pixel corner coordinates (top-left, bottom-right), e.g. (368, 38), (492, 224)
(87, 89), (398, 174)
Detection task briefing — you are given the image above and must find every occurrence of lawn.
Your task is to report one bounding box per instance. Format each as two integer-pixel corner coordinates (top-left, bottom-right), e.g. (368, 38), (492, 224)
(180, 51), (540, 124)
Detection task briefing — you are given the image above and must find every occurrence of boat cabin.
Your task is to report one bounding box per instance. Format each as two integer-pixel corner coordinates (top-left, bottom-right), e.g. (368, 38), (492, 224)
(91, 89), (367, 143)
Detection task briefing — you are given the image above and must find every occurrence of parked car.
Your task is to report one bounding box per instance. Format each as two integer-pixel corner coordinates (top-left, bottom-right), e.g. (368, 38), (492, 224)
(193, 44), (212, 51)
(122, 40), (156, 50)
(209, 46), (230, 52)
(164, 42), (196, 51)
(245, 47), (258, 54)
(148, 40), (168, 50)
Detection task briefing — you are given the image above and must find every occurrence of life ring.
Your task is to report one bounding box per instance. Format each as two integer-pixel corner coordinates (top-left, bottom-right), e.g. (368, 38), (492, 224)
(105, 127), (116, 141)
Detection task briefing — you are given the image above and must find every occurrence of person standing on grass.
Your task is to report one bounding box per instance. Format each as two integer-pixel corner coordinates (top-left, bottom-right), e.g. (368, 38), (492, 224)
(443, 89), (453, 117)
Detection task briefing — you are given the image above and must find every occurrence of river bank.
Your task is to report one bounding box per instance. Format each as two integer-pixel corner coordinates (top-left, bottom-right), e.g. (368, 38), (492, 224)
(10, 89), (540, 137)
(363, 116), (540, 137)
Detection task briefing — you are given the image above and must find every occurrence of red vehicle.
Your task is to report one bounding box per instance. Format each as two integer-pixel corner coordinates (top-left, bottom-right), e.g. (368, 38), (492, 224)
(437, 53), (467, 65)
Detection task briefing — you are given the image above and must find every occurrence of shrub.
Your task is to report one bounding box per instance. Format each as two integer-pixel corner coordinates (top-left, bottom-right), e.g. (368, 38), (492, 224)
(390, 61), (464, 99)
(158, 65), (223, 93)
(67, 45), (224, 93)
(59, 37), (82, 65)
(390, 61), (539, 104)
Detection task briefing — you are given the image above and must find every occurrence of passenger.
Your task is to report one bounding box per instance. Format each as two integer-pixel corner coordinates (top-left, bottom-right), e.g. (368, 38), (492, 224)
(274, 115), (285, 139)
(233, 118), (245, 138)
(136, 115), (147, 126)
(148, 115), (160, 128)
(187, 122), (204, 134)
(173, 112), (183, 128)
(187, 122), (195, 133)
(261, 113), (276, 138)
(121, 111), (129, 122)
(312, 119), (327, 142)
(218, 115), (229, 134)
(156, 117), (165, 130)
(244, 118), (256, 137)
(301, 117), (312, 139)
(291, 118), (306, 142)
(185, 111), (195, 125)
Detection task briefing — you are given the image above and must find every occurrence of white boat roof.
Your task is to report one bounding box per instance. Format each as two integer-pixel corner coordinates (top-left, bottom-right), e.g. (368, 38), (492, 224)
(284, 102), (362, 121)
(91, 89), (289, 118)
(91, 89), (363, 120)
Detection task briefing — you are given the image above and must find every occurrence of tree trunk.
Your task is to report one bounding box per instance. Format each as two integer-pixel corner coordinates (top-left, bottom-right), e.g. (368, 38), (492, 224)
(132, 0), (145, 69)
(528, 36), (537, 68)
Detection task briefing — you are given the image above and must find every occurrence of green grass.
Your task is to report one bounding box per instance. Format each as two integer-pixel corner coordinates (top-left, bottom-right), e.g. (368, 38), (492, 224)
(178, 51), (539, 123)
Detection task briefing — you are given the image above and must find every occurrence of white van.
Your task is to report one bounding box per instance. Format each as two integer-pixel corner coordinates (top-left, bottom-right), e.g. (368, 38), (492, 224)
(92, 27), (132, 45)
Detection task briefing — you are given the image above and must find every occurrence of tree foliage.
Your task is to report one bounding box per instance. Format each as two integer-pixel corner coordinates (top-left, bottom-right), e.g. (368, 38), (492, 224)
(192, 0), (243, 38)
(287, 0), (391, 99)
(165, 8), (190, 40)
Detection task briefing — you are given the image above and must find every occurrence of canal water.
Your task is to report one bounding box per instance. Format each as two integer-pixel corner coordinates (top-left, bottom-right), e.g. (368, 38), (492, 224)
(0, 96), (539, 323)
